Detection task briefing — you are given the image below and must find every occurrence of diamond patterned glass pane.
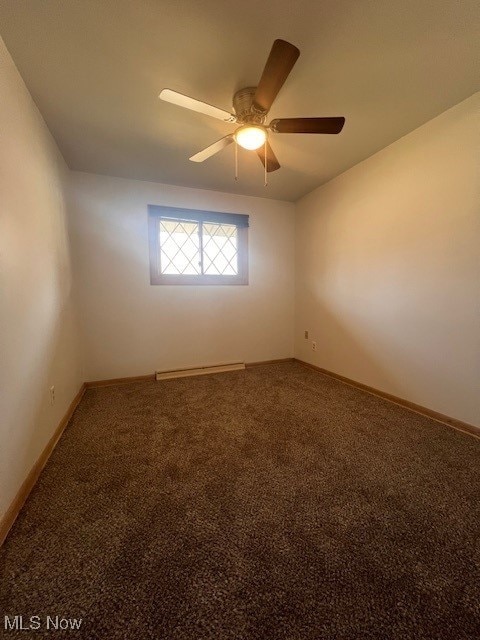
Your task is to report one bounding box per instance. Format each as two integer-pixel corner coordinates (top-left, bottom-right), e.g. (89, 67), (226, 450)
(159, 219), (201, 275)
(202, 223), (238, 275)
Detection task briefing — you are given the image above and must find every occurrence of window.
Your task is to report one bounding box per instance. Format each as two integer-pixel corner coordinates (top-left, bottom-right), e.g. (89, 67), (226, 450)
(148, 205), (249, 285)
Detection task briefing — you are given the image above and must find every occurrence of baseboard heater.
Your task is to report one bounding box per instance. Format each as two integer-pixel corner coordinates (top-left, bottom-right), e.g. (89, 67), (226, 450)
(155, 362), (245, 381)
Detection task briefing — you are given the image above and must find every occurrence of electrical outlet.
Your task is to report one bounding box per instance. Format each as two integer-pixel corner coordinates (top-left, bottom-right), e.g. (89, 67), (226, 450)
(50, 386), (55, 405)
(304, 330), (309, 339)
(312, 341), (317, 351)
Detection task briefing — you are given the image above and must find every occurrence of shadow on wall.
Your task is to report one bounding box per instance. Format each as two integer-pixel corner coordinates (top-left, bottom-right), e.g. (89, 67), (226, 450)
(1, 161), (83, 519)
(297, 299), (401, 393)
(295, 108), (480, 425)
(1, 286), (82, 521)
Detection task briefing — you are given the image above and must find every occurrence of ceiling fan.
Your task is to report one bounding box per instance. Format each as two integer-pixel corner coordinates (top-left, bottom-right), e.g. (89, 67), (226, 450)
(159, 39), (345, 175)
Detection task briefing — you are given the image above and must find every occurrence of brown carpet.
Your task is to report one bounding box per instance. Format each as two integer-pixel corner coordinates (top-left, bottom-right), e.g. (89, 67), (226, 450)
(1, 362), (480, 639)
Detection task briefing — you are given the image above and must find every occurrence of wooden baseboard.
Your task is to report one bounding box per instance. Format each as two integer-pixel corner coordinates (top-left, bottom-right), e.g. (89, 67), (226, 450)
(86, 358), (295, 387)
(246, 358), (295, 367)
(295, 359), (480, 440)
(156, 362), (245, 380)
(0, 383), (86, 547)
(85, 374), (155, 388)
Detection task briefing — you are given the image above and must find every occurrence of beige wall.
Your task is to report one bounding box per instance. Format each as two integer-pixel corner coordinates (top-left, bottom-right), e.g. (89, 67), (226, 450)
(295, 93), (480, 426)
(68, 172), (295, 381)
(0, 38), (83, 519)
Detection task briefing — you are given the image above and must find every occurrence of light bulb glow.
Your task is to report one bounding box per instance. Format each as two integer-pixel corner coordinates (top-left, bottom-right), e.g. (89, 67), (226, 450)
(234, 125), (267, 150)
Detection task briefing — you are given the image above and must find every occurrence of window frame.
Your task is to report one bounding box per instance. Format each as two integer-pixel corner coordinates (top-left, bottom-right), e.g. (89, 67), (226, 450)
(148, 205), (249, 286)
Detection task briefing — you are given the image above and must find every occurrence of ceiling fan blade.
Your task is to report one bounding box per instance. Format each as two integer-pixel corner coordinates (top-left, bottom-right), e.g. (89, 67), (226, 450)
(270, 117), (345, 134)
(253, 40), (300, 113)
(160, 89), (236, 123)
(256, 141), (281, 172)
(189, 135), (234, 162)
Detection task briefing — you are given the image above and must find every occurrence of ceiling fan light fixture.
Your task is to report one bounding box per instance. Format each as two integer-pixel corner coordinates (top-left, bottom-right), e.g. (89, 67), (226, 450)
(234, 125), (267, 150)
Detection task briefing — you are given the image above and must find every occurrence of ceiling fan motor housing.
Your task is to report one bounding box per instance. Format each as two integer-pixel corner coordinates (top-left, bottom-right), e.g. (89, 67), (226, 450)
(233, 87), (267, 124)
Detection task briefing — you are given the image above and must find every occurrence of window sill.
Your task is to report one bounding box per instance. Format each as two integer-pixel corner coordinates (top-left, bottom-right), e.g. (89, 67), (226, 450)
(150, 274), (249, 286)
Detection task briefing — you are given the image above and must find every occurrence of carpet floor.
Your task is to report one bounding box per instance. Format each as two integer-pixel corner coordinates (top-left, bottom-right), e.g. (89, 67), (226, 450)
(1, 362), (479, 639)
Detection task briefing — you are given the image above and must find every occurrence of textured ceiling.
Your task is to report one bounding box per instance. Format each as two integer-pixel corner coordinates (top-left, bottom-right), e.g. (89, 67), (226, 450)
(0, 0), (479, 201)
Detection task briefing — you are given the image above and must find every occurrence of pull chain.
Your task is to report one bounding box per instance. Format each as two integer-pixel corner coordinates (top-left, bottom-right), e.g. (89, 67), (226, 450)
(234, 140), (238, 181)
(264, 140), (267, 187)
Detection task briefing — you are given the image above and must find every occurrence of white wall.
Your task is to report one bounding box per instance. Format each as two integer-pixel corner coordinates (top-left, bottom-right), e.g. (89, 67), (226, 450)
(295, 93), (480, 427)
(69, 172), (295, 381)
(0, 38), (83, 519)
